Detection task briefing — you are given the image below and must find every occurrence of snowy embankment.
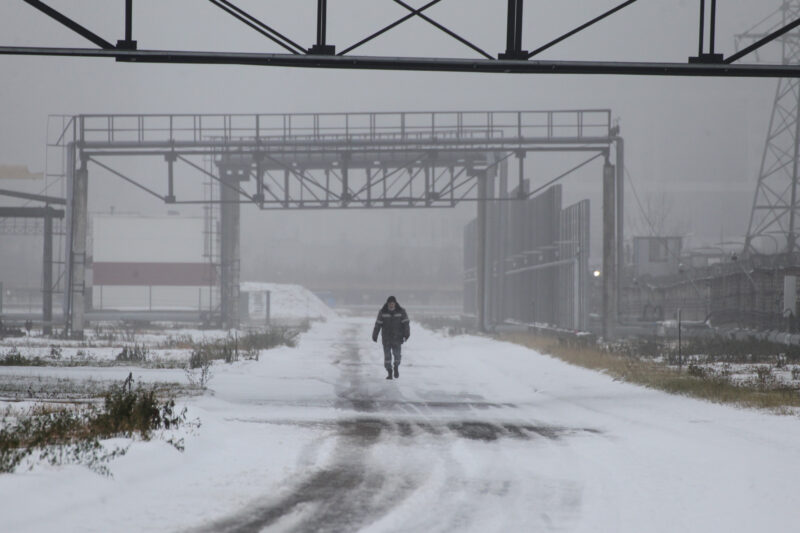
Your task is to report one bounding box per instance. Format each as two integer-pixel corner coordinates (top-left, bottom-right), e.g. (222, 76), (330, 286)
(2, 318), (800, 532)
(241, 281), (337, 322)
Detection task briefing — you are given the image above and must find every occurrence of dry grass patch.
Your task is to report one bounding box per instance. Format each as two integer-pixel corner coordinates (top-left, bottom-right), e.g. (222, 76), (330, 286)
(501, 332), (800, 413)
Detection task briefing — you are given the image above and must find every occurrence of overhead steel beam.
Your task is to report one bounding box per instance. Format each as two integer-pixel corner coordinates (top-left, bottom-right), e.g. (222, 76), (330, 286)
(0, 206), (64, 218)
(0, 188), (66, 205)
(3, 46), (800, 77)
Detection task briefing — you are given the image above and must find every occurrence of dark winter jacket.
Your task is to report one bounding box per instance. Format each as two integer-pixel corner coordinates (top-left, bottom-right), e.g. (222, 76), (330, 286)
(372, 304), (410, 345)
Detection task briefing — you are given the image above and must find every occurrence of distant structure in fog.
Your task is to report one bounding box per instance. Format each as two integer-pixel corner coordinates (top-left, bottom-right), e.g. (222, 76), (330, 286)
(632, 237), (682, 278)
(91, 215), (216, 313)
(743, 1), (800, 255)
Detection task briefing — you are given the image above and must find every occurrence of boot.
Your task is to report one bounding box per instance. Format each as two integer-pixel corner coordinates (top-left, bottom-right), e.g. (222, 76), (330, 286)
(393, 363), (399, 379)
(386, 367), (393, 380)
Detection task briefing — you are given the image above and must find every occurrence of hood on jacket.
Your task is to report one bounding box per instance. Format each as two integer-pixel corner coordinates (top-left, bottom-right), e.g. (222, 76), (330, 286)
(381, 297), (403, 313)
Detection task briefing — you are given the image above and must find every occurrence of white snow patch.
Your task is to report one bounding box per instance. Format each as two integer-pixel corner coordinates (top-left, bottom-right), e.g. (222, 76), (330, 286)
(241, 281), (337, 322)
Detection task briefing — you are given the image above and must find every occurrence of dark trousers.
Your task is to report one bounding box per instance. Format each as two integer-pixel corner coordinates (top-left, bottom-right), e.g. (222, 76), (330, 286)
(383, 343), (402, 370)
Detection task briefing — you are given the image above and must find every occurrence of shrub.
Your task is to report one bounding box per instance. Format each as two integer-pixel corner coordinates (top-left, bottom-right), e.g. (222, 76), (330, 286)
(91, 383), (185, 438)
(754, 366), (774, 390)
(0, 378), (187, 475)
(115, 343), (149, 363)
(0, 348), (45, 367)
(687, 363), (706, 378)
(239, 327), (300, 351)
(49, 345), (62, 360)
(186, 349), (213, 389)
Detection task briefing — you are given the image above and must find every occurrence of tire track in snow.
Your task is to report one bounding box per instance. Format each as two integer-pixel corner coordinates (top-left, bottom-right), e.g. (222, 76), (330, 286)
(186, 323), (421, 533)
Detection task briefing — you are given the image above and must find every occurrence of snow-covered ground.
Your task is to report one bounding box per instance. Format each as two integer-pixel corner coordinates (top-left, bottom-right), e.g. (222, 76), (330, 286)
(2, 317), (800, 532)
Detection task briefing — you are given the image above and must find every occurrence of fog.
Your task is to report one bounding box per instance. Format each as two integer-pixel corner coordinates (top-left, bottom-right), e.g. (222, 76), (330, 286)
(0, 0), (782, 303)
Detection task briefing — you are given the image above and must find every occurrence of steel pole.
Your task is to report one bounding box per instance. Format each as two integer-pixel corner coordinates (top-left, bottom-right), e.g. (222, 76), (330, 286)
(789, 84), (800, 254)
(603, 158), (616, 339)
(69, 160), (88, 337)
(43, 209), (53, 334)
(219, 164), (241, 329)
(476, 170), (488, 332)
(615, 137), (625, 323)
(498, 157), (509, 322)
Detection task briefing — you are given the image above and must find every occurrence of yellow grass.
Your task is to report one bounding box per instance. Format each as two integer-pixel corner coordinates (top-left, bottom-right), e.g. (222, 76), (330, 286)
(500, 332), (800, 413)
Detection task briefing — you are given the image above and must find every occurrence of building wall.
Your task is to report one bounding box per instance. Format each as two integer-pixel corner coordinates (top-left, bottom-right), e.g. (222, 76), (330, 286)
(633, 237), (682, 278)
(91, 215), (215, 310)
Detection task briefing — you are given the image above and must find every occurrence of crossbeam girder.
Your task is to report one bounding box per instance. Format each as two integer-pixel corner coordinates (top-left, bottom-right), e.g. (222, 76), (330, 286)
(5, 1), (800, 77)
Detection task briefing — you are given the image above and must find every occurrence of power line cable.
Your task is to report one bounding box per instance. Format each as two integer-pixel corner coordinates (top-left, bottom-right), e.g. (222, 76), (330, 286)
(624, 165), (656, 237)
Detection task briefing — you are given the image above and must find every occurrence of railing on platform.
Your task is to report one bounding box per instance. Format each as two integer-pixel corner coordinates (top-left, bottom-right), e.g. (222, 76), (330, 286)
(68, 110), (612, 146)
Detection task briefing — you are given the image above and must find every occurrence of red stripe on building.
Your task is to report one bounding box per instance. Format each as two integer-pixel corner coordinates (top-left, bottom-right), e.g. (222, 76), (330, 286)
(93, 262), (216, 286)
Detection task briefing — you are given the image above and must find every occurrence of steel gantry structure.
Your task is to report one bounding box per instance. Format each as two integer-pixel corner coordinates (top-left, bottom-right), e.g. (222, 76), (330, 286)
(0, 189), (65, 334)
(3, 1), (800, 78)
(52, 110), (622, 336)
(8, 0), (793, 337)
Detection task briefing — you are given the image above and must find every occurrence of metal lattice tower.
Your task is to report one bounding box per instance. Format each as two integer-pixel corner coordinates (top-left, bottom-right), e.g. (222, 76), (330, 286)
(745, 1), (800, 255)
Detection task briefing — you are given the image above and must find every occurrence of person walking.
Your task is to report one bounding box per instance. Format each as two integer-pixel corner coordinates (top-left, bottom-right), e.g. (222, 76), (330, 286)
(372, 295), (410, 380)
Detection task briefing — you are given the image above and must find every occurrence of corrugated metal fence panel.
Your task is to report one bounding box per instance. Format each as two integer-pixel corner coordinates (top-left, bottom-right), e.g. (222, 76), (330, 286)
(463, 185), (589, 330)
(558, 200), (590, 330)
(463, 218), (477, 315)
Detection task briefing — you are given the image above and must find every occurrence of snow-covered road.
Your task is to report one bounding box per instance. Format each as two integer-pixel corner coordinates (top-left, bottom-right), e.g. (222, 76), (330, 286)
(2, 317), (800, 532)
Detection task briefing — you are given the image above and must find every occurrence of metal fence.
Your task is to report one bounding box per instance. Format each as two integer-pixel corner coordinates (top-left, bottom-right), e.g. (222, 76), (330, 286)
(464, 183), (590, 330)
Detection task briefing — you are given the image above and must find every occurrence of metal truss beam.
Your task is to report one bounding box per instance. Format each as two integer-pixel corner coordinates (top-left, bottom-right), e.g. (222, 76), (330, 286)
(2, 46), (800, 77)
(19, 0), (114, 49)
(59, 110), (614, 208)
(5, 0), (800, 78)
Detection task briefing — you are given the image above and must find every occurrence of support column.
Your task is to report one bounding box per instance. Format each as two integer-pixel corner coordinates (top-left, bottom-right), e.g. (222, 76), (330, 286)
(603, 157), (617, 339)
(218, 161), (244, 330)
(309, 0), (335, 54)
(366, 167), (372, 207)
(424, 165), (431, 206)
(498, 157), (509, 322)
(254, 153), (265, 207)
(43, 208), (53, 335)
(165, 152), (176, 203)
(615, 137), (625, 323)
(116, 0), (137, 49)
(476, 169), (488, 332)
(499, 0), (527, 59)
(68, 158), (89, 337)
(515, 150), (526, 198)
(487, 156), (499, 326)
(341, 153), (351, 205)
